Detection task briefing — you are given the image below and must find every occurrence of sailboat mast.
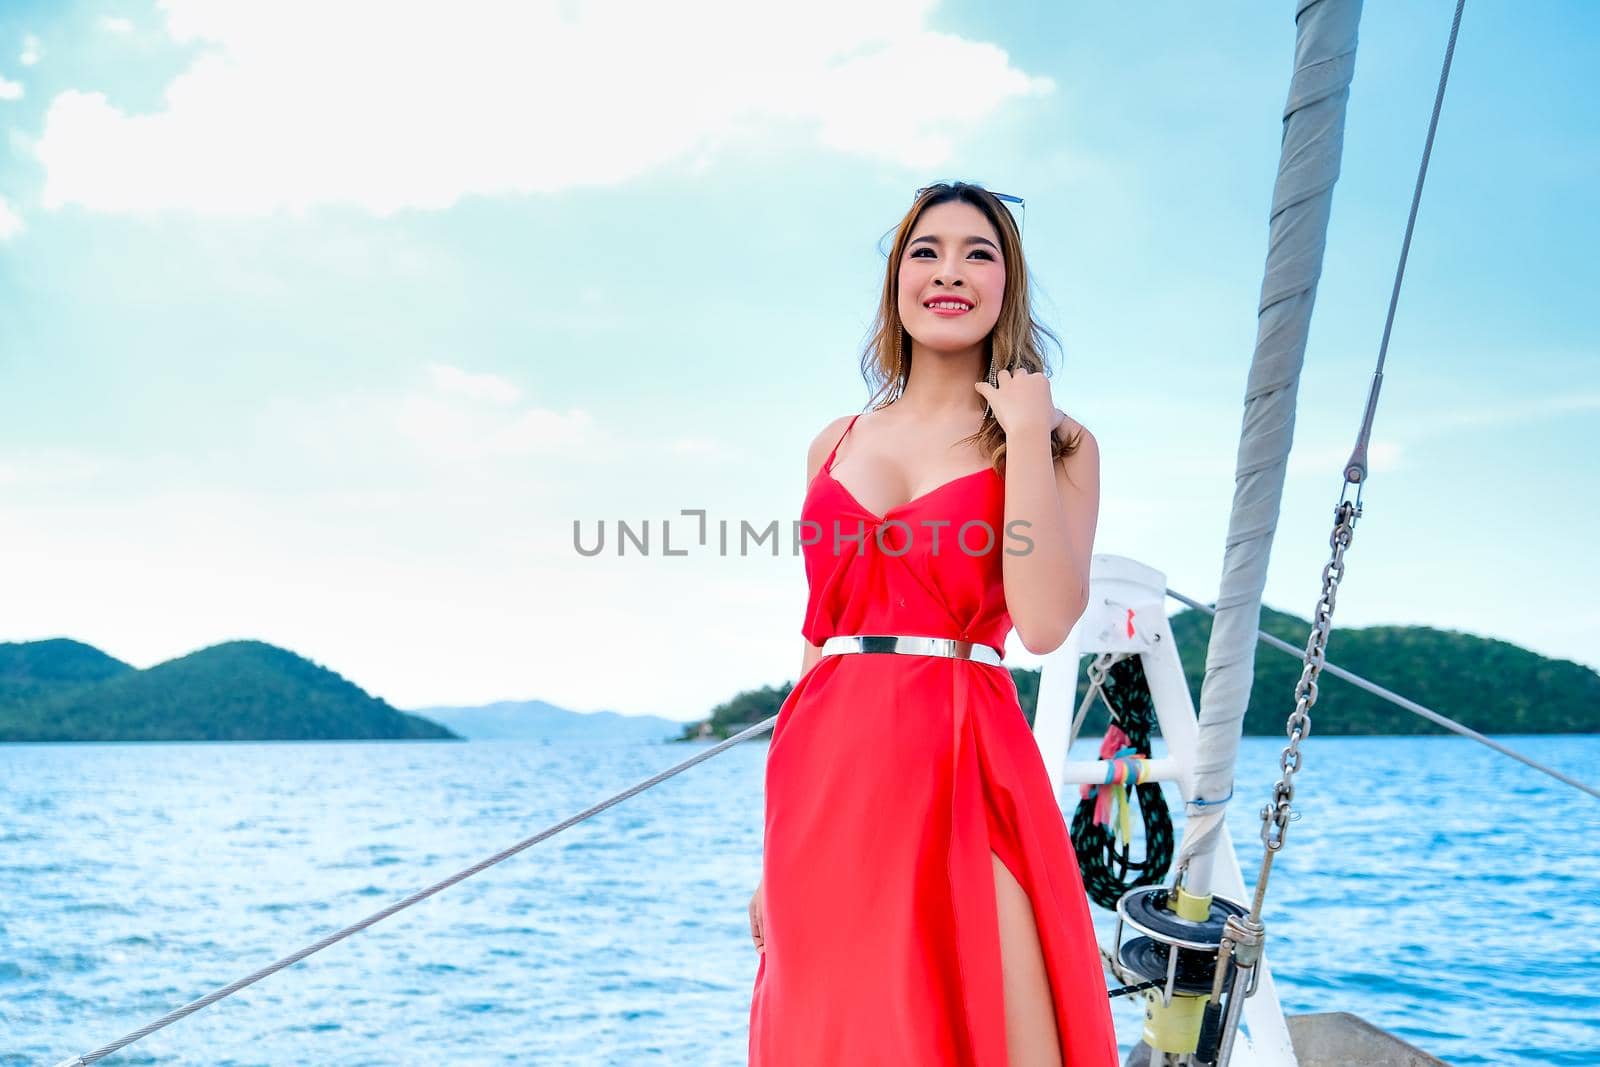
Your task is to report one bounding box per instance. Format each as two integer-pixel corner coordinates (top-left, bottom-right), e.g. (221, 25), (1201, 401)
(1179, 0), (1365, 900)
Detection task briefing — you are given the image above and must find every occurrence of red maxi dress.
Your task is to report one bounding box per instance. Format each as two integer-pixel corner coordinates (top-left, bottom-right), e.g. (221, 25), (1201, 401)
(749, 413), (1120, 1066)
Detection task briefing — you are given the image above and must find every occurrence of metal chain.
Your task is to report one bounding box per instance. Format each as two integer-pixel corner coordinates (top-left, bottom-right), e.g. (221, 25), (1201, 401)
(1200, 497), (1361, 1067)
(1259, 498), (1359, 856)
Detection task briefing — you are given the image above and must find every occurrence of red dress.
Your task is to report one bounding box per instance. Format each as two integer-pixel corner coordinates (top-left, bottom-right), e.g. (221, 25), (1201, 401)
(749, 413), (1120, 1066)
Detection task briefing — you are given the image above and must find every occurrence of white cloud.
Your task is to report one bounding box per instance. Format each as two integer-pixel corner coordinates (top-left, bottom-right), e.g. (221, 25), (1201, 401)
(427, 363), (522, 407)
(98, 16), (135, 34)
(668, 436), (735, 458)
(268, 364), (599, 470)
(0, 193), (23, 239)
(0, 448), (103, 485)
(0, 72), (21, 100)
(387, 392), (596, 465)
(35, 0), (1052, 216)
(19, 34), (40, 67)
(1396, 392), (1600, 437)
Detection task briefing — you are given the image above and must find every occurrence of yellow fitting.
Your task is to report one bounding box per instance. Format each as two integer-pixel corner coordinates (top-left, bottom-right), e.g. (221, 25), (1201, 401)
(1142, 989), (1209, 1053)
(1174, 884), (1212, 922)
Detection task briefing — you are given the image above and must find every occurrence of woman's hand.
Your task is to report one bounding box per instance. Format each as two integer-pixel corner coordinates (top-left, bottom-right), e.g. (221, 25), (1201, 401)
(749, 877), (765, 953)
(974, 368), (1066, 439)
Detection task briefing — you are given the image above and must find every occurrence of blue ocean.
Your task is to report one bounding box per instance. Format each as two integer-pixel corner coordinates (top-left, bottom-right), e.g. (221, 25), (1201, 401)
(4, 734), (1597, 1066)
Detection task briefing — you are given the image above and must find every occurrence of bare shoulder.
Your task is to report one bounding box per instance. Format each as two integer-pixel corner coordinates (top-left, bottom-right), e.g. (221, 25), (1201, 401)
(811, 413), (857, 455)
(806, 413), (858, 481)
(1052, 411), (1097, 452)
(1053, 414), (1100, 483)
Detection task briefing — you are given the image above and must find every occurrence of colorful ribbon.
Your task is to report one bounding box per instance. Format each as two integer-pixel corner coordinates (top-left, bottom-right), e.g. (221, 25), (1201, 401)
(1078, 725), (1149, 848)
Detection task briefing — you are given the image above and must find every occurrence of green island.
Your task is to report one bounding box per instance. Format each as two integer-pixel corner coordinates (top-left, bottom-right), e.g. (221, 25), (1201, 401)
(7, 603), (1594, 745)
(0, 638), (458, 742)
(679, 604), (1600, 741)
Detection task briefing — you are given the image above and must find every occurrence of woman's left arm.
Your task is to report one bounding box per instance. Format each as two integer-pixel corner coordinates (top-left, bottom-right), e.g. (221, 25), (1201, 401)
(978, 370), (1101, 655)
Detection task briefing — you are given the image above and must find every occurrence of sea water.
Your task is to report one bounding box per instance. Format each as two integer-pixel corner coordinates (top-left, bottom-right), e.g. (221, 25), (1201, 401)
(3, 734), (1596, 1066)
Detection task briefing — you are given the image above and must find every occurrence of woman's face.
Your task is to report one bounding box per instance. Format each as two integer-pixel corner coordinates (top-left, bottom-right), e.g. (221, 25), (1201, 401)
(896, 199), (1007, 353)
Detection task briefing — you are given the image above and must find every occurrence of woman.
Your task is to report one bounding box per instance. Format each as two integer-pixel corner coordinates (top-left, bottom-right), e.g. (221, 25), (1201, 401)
(747, 181), (1119, 1066)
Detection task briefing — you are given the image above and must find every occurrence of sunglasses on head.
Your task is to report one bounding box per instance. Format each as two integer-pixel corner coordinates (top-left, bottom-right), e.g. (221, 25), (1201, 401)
(914, 183), (1025, 238)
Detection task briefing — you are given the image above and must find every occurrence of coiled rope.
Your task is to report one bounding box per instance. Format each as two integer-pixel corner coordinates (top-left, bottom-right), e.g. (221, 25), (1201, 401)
(1070, 653), (1175, 910)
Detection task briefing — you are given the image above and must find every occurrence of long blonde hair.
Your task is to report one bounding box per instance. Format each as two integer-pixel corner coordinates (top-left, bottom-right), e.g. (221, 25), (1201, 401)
(860, 180), (1082, 471)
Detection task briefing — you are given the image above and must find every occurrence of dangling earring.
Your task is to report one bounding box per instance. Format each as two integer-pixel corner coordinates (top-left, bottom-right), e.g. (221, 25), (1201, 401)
(981, 348), (1000, 420)
(891, 328), (906, 402)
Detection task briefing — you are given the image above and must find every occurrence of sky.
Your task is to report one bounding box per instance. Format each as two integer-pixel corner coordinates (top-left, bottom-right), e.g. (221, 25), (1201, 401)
(0, 1), (1595, 722)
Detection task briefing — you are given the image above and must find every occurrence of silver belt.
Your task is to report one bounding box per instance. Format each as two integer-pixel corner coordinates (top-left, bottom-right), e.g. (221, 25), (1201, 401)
(819, 634), (1004, 667)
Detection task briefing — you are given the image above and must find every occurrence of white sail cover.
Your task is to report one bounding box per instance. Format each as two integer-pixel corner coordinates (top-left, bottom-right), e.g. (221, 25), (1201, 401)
(1178, 0), (1364, 878)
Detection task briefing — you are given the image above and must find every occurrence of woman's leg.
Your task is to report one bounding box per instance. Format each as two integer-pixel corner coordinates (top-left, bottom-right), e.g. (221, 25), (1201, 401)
(993, 850), (1064, 1067)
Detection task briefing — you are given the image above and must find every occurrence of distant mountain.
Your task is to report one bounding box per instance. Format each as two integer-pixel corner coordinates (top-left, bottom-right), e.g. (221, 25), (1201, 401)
(0, 638), (134, 710)
(413, 699), (682, 742)
(675, 683), (792, 743)
(1162, 604), (1600, 736)
(0, 639), (457, 742)
(684, 605), (1600, 740)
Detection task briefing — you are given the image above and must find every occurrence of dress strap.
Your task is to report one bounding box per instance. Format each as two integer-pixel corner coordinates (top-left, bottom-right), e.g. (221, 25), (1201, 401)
(824, 413), (862, 471)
